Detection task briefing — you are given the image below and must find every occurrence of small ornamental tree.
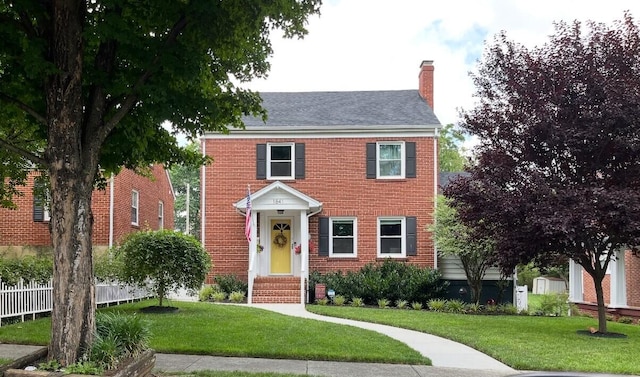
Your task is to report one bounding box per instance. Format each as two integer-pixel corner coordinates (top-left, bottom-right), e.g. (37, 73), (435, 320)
(445, 13), (640, 334)
(116, 230), (210, 307)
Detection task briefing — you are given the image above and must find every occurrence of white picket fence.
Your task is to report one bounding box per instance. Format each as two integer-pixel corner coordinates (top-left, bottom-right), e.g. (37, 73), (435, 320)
(0, 279), (151, 326)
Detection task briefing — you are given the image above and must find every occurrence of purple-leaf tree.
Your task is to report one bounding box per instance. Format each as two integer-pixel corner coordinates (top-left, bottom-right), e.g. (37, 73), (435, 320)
(445, 13), (640, 334)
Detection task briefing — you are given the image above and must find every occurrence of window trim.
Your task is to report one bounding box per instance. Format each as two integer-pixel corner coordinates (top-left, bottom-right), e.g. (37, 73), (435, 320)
(377, 217), (406, 258)
(329, 217), (357, 258)
(158, 201), (164, 230)
(376, 141), (405, 179)
(267, 142), (295, 180)
(131, 190), (139, 226)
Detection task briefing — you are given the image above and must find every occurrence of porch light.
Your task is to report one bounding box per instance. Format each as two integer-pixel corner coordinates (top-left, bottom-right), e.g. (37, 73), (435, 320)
(277, 209), (284, 214)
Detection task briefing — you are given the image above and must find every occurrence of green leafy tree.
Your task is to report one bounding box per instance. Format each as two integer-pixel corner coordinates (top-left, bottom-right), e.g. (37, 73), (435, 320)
(431, 195), (495, 304)
(169, 142), (201, 238)
(438, 124), (466, 172)
(116, 230), (210, 307)
(0, 0), (320, 364)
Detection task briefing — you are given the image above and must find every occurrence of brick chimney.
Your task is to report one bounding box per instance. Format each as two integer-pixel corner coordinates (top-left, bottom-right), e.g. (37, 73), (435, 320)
(418, 60), (434, 110)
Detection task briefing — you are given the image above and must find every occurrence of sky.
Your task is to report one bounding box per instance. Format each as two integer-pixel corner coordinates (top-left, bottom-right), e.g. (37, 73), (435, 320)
(243, 0), (640, 151)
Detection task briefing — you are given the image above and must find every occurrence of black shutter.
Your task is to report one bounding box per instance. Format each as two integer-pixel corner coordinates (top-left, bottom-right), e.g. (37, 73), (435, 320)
(366, 143), (377, 179)
(318, 217), (329, 256)
(406, 216), (417, 256)
(406, 142), (416, 178)
(33, 195), (44, 222)
(256, 144), (267, 179)
(295, 143), (305, 179)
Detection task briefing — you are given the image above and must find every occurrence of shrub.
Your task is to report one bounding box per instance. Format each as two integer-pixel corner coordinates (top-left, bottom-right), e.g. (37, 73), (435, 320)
(198, 285), (218, 301)
(465, 303), (482, 314)
(212, 291), (227, 302)
(411, 302), (423, 310)
(427, 299), (447, 312)
(0, 255), (53, 286)
(617, 316), (634, 324)
(229, 291), (245, 303)
(539, 293), (569, 316)
(445, 299), (465, 313)
(215, 274), (248, 295)
(116, 230), (211, 306)
(350, 297), (364, 307)
(93, 251), (125, 283)
(377, 298), (389, 309)
(499, 303), (519, 315)
(333, 295), (346, 306)
(316, 298), (329, 305)
(395, 299), (408, 309)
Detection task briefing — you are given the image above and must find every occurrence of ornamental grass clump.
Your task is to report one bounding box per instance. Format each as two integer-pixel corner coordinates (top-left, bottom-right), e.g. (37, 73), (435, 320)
(377, 298), (390, 309)
(333, 295), (346, 306)
(427, 298), (447, 312)
(395, 299), (408, 309)
(350, 297), (364, 307)
(411, 302), (423, 310)
(229, 291), (245, 303)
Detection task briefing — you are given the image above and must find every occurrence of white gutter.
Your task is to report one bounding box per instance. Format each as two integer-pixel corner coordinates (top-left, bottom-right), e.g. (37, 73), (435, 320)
(108, 174), (115, 248)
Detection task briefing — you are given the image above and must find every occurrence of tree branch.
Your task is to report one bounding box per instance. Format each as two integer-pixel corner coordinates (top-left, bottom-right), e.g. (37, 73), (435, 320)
(0, 92), (47, 125)
(0, 138), (46, 166)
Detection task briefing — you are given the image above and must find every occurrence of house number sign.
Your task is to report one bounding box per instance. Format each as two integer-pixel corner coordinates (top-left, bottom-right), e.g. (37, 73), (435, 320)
(273, 199), (284, 204)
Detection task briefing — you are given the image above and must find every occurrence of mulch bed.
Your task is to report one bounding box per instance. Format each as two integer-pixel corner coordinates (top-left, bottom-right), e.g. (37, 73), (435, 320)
(576, 330), (627, 338)
(139, 306), (179, 314)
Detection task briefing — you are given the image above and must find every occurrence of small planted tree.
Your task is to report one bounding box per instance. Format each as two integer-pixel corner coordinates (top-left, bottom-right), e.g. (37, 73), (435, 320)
(116, 230), (210, 307)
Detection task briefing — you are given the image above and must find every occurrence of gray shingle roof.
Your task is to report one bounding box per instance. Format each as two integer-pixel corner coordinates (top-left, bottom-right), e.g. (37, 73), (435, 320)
(242, 90), (441, 127)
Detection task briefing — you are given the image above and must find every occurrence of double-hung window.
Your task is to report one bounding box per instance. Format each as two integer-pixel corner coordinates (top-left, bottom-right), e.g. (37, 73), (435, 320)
(158, 201), (164, 229)
(330, 218), (357, 257)
(366, 141), (416, 179)
(267, 143), (295, 179)
(131, 190), (139, 226)
(377, 216), (417, 258)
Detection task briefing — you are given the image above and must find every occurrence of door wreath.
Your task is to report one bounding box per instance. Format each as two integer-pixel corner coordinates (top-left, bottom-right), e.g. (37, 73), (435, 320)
(273, 233), (288, 248)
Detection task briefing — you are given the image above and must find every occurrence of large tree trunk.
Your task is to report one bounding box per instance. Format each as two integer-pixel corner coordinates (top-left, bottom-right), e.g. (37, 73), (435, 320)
(593, 275), (608, 333)
(45, 0), (97, 366)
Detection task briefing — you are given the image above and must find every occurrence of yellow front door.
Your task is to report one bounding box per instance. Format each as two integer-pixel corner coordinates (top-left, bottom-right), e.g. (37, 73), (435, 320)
(270, 219), (292, 274)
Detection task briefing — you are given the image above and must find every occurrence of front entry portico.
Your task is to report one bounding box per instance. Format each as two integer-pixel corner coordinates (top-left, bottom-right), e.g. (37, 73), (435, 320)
(234, 181), (322, 304)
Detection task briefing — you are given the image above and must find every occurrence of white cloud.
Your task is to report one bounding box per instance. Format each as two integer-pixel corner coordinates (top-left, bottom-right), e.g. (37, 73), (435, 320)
(245, 0), (640, 129)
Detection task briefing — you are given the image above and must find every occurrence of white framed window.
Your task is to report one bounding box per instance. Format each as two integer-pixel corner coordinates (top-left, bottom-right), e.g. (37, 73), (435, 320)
(330, 218), (357, 257)
(158, 201), (164, 229)
(131, 190), (139, 226)
(378, 217), (405, 257)
(267, 142), (295, 180)
(377, 142), (405, 179)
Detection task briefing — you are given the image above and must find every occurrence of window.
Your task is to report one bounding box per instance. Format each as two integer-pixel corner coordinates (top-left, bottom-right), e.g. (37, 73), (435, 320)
(330, 218), (357, 257)
(378, 142), (404, 178)
(256, 143), (305, 180)
(131, 190), (139, 226)
(377, 216), (417, 257)
(158, 201), (164, 229)
(268, 143), (294, 179)
(366, 142), (416, 179)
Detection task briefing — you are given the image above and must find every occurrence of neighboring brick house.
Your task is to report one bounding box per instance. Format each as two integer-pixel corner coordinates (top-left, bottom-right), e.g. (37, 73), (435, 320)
(569, 252), (640, 320)
(0, 164), (175, 256)
(201, 61), (441, 304)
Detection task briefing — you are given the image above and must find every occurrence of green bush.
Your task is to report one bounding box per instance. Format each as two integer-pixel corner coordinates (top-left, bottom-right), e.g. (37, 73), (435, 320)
(427, 299), (447, 312)
(309, 259), (448, 305)
(229, 291), (245, 303)
(215, 274), (248, 295)
(499, 303), (519, 315)
(377, 298), (389, 309)
(93, 250), (125, 283)
(465, 303), (483, 314)
(350, 297), (364, 307)
(333, 295), (346, 306)
(445, 299), (465, 313)
(116, 230), (211, 307)
(198, 285), (218, 301)
(315, 298), (329, 305)
(395, 299), (408, 309)
(0, 256), (53, 286)
(618, 316), (634, 324)
(411, 302), (423, 310)
(212, 291), (227, 302)
(539, 293), (569, 316)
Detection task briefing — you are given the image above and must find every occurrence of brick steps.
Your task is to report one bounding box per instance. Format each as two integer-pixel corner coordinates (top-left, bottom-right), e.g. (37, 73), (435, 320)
(252, 276), (301, 304)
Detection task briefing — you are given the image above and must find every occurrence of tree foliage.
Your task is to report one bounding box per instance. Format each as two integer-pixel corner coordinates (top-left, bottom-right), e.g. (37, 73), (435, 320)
(169, 142), (202, 238)
(116, 230), (210, 307)
(431, 195), (495, 304)
(0, 0), (320, 364)
(445, 13), (640, 333)
(438, 124), (467, 172)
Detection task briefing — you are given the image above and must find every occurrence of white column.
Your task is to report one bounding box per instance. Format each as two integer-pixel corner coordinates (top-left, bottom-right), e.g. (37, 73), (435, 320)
(609, 250), (627, 308)
(247, 210), (257, 305)
(568, 260), (584, 303)
(300, 210), (309, 305)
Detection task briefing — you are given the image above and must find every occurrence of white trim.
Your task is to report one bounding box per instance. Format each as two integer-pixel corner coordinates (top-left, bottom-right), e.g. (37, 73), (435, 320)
(376, 141), (405, 179)
(131, 190), (139, 226)
(377, 217), (406, 258)
(202, 125), (439, 139)
(329, 217), (357, 258)
(158, 201), (164, 230)
(234, 181), (322, 213)
(569, 260), (584, 303)
(433, 131), (439, 269)
(609, 250), (628, 308)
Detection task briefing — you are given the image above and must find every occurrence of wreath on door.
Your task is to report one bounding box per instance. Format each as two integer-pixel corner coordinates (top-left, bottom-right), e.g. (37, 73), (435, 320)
(273, 233), (288, 248)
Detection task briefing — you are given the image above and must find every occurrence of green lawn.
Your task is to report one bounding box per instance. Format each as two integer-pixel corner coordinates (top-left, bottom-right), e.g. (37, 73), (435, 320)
(0, 300), (427, 366)
(307, 305), (640, 375)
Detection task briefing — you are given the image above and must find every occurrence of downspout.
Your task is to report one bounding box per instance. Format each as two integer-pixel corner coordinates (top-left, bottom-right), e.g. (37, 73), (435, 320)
(108, 174), (115, 248)
(200, 140), (206, 246)
(433, 128), (439, 269)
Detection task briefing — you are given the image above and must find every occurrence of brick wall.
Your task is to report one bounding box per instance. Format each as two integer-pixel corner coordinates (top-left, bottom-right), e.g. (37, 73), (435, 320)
(582, 250), (640, 308)
(0, 165), (174, 253)
(202, 136), (436, 281)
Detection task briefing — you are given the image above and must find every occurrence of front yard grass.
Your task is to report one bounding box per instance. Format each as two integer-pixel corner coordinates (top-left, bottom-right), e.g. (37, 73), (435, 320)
(307, 305), (640, 375)
(0, 300), (428, 365)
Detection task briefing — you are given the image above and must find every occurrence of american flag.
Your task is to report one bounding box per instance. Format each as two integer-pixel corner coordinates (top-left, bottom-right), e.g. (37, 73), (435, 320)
(244, 187), (251, 243)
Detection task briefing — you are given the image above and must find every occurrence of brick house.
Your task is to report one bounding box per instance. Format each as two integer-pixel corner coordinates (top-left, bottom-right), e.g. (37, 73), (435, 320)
(0, 164), (175, 256)
(569, 253), (640, 320)
(201, 61), (441, 304)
